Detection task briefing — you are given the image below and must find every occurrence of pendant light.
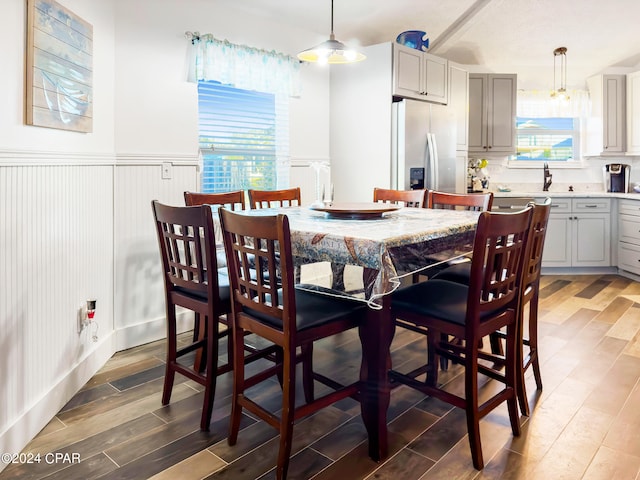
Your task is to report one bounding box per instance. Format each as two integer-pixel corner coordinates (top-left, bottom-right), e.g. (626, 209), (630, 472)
(297, 0), (366, 65)
(551, 47), (569, 100)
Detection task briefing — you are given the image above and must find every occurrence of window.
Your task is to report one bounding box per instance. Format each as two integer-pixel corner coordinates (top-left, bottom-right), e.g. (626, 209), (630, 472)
(516, 116), (579, 161)
(198, 81), (290, 193)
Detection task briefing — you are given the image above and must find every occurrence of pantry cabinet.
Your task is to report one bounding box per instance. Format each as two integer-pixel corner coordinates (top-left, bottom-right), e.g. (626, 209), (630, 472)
(538, 197), (611, 268)
(585, 74), (626, 155)
(468, 73), (517, 155)
(392, 42), (448, 104)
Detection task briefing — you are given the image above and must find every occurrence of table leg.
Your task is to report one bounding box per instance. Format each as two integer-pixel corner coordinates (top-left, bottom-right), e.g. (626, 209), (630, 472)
(358, 290), (394, 462)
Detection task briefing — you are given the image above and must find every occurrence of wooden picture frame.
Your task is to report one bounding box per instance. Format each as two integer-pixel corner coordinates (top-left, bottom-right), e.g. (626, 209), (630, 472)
(26, 0), (93, 133)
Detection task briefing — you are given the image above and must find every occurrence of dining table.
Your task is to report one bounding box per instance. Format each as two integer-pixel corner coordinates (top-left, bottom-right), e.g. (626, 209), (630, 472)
(222, 202), (480, 462)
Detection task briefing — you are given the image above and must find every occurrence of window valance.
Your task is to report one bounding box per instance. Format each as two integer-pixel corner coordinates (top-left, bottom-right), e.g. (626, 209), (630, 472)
(186, 32), (301, 97)
(517, 89), (591, 118)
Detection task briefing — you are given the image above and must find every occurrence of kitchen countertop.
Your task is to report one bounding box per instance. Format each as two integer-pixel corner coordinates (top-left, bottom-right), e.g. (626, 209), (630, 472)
(491, 190), (640, 199)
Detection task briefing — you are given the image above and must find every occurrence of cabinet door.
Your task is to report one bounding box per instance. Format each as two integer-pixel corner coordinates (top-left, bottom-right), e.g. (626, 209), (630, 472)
(423, 53), (447, 104)
(450, 63), (469, 150)
(586, 74), (626, 155)
(468, 75), (487, 152)
(468, 74), (516, 155)
(603, 75), (626, 153)
(393, 44), (423, 100)
(542, 214), (572, 267)
(486, 74), (517, 154)
(628, 71), (640, 154)
(573, 214), (611, 266)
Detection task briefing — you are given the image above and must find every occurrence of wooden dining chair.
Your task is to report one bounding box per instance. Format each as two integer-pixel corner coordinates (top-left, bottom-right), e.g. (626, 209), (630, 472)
(248, 187), (301, 209)
(151, 200), (277, 431)
(432, 198), (552, 416)
(219, 208), (366, 479)
(410, 190), (494, 285)
(373, 187), (427, 208)
(183, 190), (269, 372)
(389, 206), (533, 469)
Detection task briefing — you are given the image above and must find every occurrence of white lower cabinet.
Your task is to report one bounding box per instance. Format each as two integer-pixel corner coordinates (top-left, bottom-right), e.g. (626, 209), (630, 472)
(539, 197), (611, 268)
(618, 199), (640, 275)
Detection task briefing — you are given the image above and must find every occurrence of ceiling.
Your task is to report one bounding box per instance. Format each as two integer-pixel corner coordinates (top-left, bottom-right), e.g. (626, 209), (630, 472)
(217, 0), (640, 89)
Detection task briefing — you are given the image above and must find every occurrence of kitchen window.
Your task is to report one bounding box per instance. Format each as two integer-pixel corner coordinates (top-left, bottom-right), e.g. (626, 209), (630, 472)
(511, 89), (589, 165)
(197, 81), (290, 193)
(516, 116), (580, 161)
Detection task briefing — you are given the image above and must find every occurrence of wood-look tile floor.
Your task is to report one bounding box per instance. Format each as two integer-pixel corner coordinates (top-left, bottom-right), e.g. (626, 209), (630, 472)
(4, 274), (640, 480)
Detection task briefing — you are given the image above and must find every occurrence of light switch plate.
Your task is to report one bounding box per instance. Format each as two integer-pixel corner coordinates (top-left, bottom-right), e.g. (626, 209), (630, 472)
(161, 162), (172, 179)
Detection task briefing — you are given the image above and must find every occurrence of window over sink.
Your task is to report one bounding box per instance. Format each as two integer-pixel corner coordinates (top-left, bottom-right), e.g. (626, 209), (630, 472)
(510, 89), (589, 166)
(516, 116), (579, 161)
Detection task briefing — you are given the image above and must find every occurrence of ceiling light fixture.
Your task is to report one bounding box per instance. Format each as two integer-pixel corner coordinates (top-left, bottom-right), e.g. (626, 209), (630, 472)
(551, 46), (570, 100)
(297, 0), (366, 65)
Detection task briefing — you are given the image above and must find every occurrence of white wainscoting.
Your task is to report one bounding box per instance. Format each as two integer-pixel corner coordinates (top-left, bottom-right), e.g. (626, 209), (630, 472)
(0, 159), (115, 461)
(114, 157), (198, 350)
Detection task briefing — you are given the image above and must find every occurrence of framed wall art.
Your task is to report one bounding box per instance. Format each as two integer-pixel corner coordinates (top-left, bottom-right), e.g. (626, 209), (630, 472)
(26, 0), (93, 133)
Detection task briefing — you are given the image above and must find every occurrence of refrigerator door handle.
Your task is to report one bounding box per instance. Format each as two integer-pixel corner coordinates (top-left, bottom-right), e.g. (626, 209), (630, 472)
(427, 133), (438, 190)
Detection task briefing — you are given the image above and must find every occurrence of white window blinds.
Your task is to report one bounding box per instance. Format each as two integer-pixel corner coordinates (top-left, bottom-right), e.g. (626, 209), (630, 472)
(198, 81), (290, 193)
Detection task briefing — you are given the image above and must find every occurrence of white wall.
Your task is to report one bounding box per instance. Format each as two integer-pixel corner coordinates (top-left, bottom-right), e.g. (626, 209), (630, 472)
(0, 0), (330, 464)
(0, 0), (117, 462)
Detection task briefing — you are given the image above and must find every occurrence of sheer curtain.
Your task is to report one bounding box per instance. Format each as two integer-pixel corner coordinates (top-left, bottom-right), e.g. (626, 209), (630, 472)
(517, 89), (591, 118)
(185, 32), (301, 97)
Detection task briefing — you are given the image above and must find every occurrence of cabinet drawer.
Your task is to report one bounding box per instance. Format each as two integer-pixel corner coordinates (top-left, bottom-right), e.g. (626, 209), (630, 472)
(544, 198), (571, 213)
(618, 242), (640, 275)
(620, 215), (640, 243)
(572, 198), (610, 212)
(619, 199), (640, 217)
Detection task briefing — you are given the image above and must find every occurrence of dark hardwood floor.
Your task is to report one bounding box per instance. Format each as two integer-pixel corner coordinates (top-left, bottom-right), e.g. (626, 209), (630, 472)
(3, 274), (640, 479)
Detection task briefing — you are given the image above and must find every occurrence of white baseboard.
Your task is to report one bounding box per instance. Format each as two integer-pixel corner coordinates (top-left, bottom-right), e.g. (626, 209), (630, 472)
(0, 333), (117, 472)
(115, 313), (192, 352)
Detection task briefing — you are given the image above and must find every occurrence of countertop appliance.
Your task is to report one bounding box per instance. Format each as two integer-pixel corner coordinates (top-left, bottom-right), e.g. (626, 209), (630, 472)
(392, 99), (459, 192)
(603, 163), (630, 192)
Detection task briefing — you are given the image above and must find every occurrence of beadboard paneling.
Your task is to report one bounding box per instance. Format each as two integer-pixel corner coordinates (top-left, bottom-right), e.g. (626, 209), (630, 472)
(0, 163), (114, 454)
(114, 163), (198, 349)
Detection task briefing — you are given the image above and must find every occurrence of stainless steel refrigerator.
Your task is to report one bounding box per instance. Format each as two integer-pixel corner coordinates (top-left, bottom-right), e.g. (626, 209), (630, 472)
(391, 99), (459, 193)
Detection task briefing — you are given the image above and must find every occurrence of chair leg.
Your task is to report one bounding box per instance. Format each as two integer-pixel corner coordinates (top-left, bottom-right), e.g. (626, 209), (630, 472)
(439, 333), (449, 371)
(162, 306), (178, 406)
(528, 295), (543, 391)
(194, 314), (208, 373)
(228, 325), (247, 445)
(301, 343), (314, 403)
(505, 324), (522, 437)
(200, 314), (219, 431)
(464, 344), (484, 470)
(427, 329), (441, 387)
(276, 351), (296, 480)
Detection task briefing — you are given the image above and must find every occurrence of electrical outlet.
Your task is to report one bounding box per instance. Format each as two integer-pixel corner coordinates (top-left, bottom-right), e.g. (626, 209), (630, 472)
(161, 162), (172, 179)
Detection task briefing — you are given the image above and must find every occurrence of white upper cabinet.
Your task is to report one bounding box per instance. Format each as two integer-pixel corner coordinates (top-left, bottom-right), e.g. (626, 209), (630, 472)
(585, 74), (626, 156)
(449, 62), (469, 151)
(468, 74), (517, 155)
(392, 43), (448, 104)
(627, 71), (640, 155)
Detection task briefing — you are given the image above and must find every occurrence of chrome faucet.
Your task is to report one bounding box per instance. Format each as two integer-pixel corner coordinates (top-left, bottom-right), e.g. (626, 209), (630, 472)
(543, 162), (552, 191)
